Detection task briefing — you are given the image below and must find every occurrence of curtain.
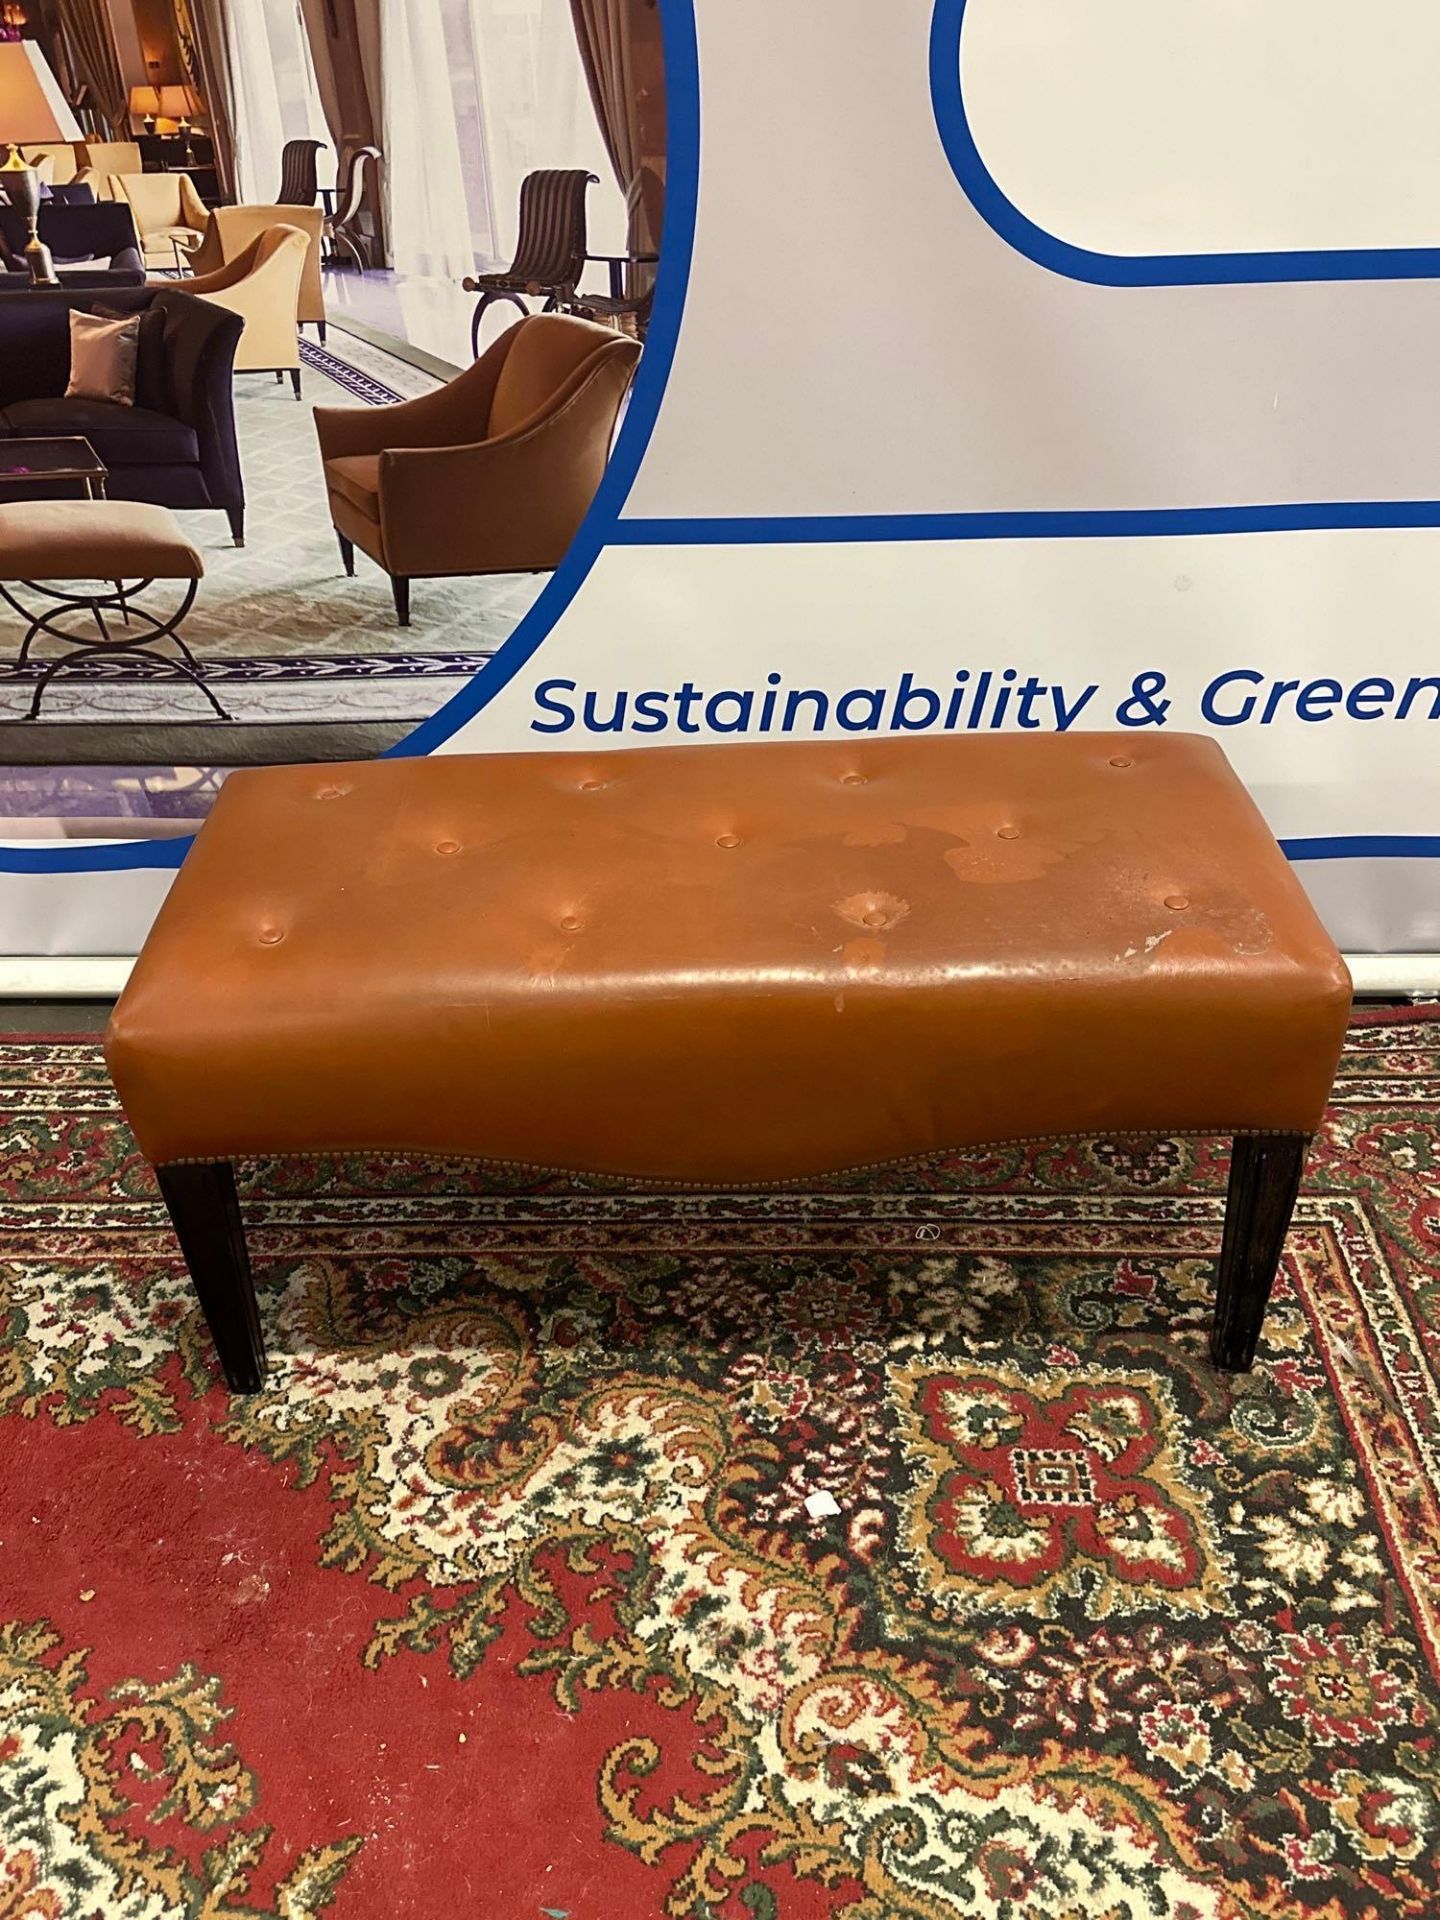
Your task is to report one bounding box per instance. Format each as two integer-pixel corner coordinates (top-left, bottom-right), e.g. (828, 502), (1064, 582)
(220, 0), (330, 204)
(177, 0), (239, 200)
(54, 0), (127, 133)
(297, 0), (345, 148)
(568, 0), (663, 277)
(455, 0), (622, 267)
(377, 0), (474, 280)
(299, 0), (387, 260)
(30, 1), (81, 118)
(568, 0), (637, 215)
(223, 0), (287, 201)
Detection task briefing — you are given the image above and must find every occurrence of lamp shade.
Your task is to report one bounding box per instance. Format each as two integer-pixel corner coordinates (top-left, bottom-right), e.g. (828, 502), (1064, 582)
(0, 40), (81, 143)
(156, 84), (201, 125)
(130, 82), (162, 121)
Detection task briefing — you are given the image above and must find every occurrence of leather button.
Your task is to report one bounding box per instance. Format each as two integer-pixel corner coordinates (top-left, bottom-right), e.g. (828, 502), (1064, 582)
(716, 834), (742, 850)
(435, 840), (460, 856)
(315, 784), (350, 800)
(996, 825), (1022, 840)
(1109, 756), (1133, 769)
(579, 779), (605, 793)
(1164, 894), (1190, 911)
(258, 927), (284, 946)
(840, 772), (867, 786)
(862, 909), (888, 929)
(559, 915), (582, 933)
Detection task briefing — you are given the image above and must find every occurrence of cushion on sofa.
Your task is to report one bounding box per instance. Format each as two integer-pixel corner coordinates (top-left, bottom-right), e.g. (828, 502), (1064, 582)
(0, 398), (199, 468)
(94, 304), (169, 412)
(66, 311), (141, 406)
(325, 454), (380, 519)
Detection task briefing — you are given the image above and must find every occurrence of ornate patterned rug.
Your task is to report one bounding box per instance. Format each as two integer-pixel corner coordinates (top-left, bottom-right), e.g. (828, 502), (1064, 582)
(2, 1010), (1438, 1918)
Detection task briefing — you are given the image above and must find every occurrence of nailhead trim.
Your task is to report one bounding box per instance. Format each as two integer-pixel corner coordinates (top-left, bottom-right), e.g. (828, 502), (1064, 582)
(154, 1126), (1314, 1192)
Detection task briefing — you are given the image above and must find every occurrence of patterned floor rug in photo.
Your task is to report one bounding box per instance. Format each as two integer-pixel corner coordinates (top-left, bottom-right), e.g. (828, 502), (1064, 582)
(2, 1011), (1438, 1918)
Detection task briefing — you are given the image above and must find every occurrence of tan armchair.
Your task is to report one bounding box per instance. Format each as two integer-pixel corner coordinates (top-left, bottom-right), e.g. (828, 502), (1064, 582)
(108, 172), (209, 269)
(314, 313), (640, 625)
(77, 141), (142, 177)
(185, 205), (326, 336)
(18, 143), (77, 185)
(153, 225), (311, 395)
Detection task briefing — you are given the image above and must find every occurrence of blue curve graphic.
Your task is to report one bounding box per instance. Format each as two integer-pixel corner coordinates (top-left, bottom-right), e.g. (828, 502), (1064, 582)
(6, 0), (1436, 880)
(930, 0), (1440, 286)
(1, 0), (701, 878)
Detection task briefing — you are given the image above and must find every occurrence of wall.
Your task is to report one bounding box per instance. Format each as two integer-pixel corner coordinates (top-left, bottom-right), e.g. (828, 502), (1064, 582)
(105, 0), (180, 120)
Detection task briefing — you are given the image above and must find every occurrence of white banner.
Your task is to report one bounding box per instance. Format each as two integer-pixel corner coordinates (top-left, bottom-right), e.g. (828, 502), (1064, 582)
(4, 0), (1438, 957)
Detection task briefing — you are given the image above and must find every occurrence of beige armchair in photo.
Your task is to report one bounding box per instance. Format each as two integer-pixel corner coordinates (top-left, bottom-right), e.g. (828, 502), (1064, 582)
(314, 313), (639, 625)
(77, 141), (142, 177)
(18, 143), (77, 185)
(185, 205), (326, 338)
(108, 171), (209, 269)
(152, 225), (311, 396)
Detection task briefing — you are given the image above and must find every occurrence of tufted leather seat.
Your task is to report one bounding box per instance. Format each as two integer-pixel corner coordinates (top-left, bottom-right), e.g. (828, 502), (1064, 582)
(105, 734), (1352, 1390)
(108, 733), (1350, 1179)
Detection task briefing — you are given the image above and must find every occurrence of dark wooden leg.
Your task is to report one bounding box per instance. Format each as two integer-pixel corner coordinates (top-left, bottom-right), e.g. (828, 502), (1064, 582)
(155, 1162), (266, 1391)
(275, 370), (284, 383)
(391, 574), (411, 626)
(1211, 1134), (1308, 1372)
(318, 320), (327, 345)
(337, 531), (355, 576)
(289, 367), (302, 399)
(226, 505), (245, 548)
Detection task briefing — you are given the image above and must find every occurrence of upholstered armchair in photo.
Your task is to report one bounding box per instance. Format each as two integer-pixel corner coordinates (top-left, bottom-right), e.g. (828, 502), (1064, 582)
(185, 204), (326, 339)
(313, 313), (639, 625)
(76, 142), (142, 178)
(153, 225), (310, 394)
(107, 171), (209, 270)
(14, 142), (78, 184)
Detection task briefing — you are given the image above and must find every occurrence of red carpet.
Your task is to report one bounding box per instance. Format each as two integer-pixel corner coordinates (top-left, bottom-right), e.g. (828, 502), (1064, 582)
(2, 1011), (1439, 1916)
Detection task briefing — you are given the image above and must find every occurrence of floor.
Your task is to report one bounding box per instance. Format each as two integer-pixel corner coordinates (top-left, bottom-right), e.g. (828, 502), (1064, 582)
(0, 270), (550, 844)
(322, 270), (481, 369)
(0, 998), (113, 1032)
(4, 1010), (1437, 1917)
(323, 263), (629, 368)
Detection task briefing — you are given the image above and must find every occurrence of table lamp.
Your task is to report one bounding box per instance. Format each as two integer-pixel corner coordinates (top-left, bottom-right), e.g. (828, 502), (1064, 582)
(156, 83), (202, 166)
(0, 41), (82, 286)
(130, 81), (162, 135)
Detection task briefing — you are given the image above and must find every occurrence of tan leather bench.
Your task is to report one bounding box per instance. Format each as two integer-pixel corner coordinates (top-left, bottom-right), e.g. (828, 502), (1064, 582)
(105, 734), (1352, 1390)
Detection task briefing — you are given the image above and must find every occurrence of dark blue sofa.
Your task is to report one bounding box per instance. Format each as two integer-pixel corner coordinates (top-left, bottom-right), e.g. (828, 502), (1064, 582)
(0, 287), (247, 543)
(0, 201), (145, 286)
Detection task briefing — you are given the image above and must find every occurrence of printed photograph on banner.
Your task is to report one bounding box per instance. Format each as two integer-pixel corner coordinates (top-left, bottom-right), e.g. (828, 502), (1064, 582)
(0, 0), (664, 851)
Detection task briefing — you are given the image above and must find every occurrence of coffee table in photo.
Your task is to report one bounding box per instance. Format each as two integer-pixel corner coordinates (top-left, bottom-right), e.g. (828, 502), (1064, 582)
(0, 437), (108, 502)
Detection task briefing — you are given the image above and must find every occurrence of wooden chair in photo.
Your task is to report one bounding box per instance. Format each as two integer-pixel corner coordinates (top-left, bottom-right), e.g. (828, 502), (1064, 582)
(461, 169), (596, 359)
(276, 138), (325, 207)
(324, 144), (381, 271)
